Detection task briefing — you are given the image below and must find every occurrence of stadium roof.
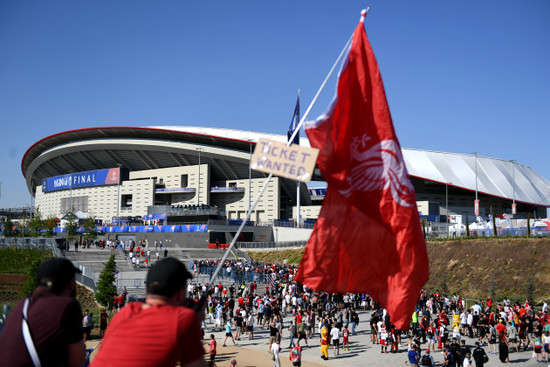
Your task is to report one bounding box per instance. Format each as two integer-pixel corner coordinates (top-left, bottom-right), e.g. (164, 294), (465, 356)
(22, 126), (550, 207)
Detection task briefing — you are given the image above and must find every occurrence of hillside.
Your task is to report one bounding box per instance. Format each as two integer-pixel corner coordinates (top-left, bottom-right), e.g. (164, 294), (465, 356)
(246, 237), (550, 303)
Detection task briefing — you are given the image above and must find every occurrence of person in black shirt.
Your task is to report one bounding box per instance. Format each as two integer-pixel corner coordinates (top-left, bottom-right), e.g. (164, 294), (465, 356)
(472, 341), (489, 367)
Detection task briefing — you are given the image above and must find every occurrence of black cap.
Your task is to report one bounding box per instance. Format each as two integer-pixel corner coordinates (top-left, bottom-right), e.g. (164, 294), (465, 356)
(36, 258), (81, 290)
(146, 257), (192, 297)
(475, 341), (480, 346)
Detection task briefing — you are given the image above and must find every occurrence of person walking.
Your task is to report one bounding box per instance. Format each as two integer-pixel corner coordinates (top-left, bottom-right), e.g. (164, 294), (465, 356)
(209, 334), (217, 364)
(271, 338), (281, 367)
(289, 340), (302, 367)
(223, 319), (236, 347)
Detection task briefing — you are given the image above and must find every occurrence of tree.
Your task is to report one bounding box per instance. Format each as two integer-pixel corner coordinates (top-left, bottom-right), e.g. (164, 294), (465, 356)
(83, 216), (98, 243)
(65, 212), (79, 244)
(95, 254), (118, 308)
(22, 259), (41, 296)
(465, 215), (470, 238)
(27, 208), (44, 238)
(2, 218), (14, 237)
(43, 216), (59, 237)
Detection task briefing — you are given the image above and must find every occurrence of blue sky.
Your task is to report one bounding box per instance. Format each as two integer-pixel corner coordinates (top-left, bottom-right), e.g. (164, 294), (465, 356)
(0, 1), (549, 208)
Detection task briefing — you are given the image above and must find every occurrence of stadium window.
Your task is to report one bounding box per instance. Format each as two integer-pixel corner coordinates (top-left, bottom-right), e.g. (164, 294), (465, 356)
(181, 174), (188, 188)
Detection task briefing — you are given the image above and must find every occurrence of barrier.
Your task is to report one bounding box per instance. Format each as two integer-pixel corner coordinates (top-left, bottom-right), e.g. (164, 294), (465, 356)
(208, 243), (229, 249)
(236, 241), (306, 249)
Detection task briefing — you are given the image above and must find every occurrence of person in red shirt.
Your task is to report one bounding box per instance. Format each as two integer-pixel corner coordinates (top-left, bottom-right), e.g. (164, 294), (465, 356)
(295, 312), (303, 325)
(91, 257), (205, 367)
(342, 326), (350, 351)
(496, 319), (507, 336)
(289, 341), (302, 367)
(209, 334), (217, 363)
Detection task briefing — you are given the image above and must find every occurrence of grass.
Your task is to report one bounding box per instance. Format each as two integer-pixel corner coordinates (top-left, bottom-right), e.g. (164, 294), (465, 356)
(0, 249), (52, 273)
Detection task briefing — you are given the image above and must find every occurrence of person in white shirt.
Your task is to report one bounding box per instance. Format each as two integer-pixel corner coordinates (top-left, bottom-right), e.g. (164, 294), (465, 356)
(460, 311), (468, 335)
(271, 338), (281, 367)
(471, 303), (482, 316)
(462, 351), (472, 366)
(467, 311), (474, 338)
(330, 325), (340, 356)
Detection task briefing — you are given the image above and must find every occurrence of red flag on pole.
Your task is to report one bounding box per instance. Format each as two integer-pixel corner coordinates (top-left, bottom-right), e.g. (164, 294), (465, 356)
(295, 10), (428, 330)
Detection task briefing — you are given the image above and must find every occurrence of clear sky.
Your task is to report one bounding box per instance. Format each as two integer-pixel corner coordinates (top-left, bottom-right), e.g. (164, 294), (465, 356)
(0, 0), (549, 208)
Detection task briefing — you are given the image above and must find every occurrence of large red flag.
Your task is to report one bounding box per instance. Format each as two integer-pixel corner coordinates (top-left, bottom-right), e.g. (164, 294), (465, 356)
(295, 10), (429, 330)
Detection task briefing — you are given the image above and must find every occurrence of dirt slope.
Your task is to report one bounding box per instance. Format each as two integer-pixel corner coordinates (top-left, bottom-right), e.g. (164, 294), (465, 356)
(247, 237), (550, 303)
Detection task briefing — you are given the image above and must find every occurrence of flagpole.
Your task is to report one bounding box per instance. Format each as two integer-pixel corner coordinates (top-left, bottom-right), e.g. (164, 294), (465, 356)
(287, 7), (369, 146)
(296, 88), (301, 228)
(209, 10), (368, 282)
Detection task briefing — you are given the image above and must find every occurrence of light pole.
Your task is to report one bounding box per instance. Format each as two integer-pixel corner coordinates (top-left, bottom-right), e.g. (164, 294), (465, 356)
(196, 148), (201, 206)
(510, 160), (516, 217)
(274, 226), (279, 263)
(473, 152), (479, 216)
(446, 182), (449, 222)
(69, 171), (73, 213)
(446, 182), (452, 237)
(248, 140), (252, 212)
(116, 163), (122, 223)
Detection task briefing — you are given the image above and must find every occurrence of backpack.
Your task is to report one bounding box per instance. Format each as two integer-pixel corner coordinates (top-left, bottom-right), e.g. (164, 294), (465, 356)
(421, 354), (432, 366)
(290, 347), (301, 362)
(291, 324), (298, 337)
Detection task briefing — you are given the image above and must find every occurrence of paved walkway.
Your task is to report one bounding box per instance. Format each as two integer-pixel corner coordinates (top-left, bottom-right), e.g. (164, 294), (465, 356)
(199, 310), (546, 367)
(86, 309), (546, 367)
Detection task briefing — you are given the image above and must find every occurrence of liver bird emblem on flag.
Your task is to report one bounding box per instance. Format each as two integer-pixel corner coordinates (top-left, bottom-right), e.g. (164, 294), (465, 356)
(339, 134), (415, 208)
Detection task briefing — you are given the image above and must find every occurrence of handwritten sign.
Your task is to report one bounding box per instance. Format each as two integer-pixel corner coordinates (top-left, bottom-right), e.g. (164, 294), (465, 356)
(250, 138), (319, 182)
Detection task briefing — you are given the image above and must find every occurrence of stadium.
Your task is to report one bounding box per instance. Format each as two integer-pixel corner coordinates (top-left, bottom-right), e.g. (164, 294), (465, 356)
(21, 125), (550, 244)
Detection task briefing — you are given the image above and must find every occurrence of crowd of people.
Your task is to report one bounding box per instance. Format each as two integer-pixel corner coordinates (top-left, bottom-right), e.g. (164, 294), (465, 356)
(1, 253), (549, 367)
(182, 269), (550, 367)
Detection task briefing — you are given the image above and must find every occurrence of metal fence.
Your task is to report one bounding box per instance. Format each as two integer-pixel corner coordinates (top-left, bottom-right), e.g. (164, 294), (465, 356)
(0, 237), (98, 293)
(236, 240), (306, 249)
(117, 278), (146, 290)
(423, 222), (549, 238)
(193, 268), (278, 285)
(0, 237), (56, 250)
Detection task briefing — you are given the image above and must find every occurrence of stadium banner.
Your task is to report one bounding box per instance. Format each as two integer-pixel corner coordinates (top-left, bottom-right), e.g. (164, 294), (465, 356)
(250, 138), (319, 182)
(42, 167), (128, 193)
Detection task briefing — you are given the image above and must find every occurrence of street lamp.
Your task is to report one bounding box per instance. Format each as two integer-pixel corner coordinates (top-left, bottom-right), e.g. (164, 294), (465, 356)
(116, 163), (122, 222)
(446, 182), (452, 237)
(248, 140), (253, 212)
(68, 171), (73, 213)
(274, 226), (279, 263)
(473, 152), (479, 216)
(196, 148), (201, 206)
(510, 160), (516, 217)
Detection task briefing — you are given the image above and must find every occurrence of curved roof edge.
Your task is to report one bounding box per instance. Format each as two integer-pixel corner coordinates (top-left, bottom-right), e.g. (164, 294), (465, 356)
(22, 125), (550, 207)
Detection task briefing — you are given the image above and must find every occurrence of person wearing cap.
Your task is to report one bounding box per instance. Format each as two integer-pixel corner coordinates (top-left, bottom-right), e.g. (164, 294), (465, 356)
(420, 349), (434, 367)
(472, 341), (489, 367)
(0, 257), (86, 366)
(91, 257), (205, 367)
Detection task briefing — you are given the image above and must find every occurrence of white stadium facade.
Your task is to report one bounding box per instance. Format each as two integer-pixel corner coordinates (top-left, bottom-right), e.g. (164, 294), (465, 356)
(22, 126), (550, 237)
